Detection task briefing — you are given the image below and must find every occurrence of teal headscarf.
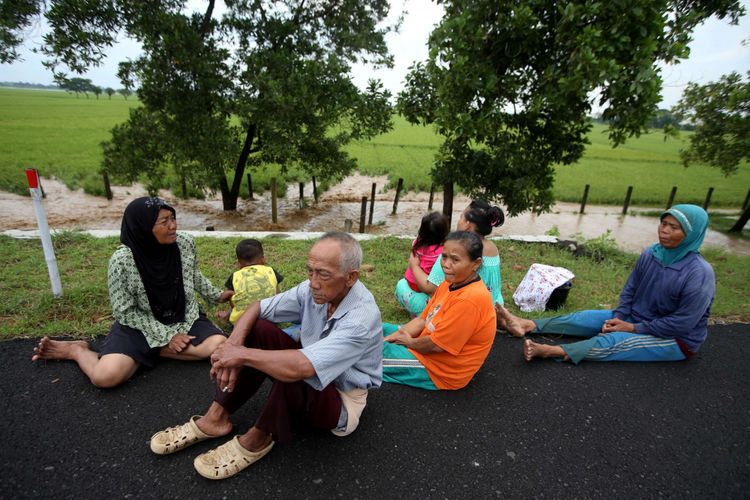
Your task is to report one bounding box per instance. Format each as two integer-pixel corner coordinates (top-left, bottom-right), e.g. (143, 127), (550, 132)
(650, 204), (709, 266)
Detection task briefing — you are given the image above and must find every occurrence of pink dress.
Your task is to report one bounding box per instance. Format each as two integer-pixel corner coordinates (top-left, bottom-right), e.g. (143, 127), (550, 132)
(404, 242), (443, 292)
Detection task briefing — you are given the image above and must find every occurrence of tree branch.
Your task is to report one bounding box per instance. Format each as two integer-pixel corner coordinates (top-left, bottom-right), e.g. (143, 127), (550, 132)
(199, 0), (215, 37)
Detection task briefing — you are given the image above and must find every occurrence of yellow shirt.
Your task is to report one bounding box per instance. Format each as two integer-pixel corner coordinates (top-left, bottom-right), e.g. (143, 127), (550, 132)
(229, 265), (279, 324)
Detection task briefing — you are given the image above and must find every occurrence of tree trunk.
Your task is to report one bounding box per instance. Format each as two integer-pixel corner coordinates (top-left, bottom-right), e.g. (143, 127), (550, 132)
(221, 124), (257, 211)
(729, 205), (749, 233)
(219, 176), (232, 211)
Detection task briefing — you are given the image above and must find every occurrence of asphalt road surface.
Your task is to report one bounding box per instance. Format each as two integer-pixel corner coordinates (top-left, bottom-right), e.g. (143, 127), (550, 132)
(2, 325), (748, 499)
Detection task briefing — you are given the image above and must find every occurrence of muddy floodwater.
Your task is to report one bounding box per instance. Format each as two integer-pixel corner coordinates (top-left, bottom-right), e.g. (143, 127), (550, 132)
(2, 174), (748, 255)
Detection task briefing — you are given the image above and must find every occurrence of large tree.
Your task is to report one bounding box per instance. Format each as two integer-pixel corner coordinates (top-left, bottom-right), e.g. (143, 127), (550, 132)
(9, 0), (396, 209)
(60, 76), (95, 98)
(398, 0), (745, 216)
(671, 71), (750, 232)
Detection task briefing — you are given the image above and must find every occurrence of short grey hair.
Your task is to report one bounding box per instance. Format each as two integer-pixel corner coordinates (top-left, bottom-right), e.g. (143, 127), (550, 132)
(319, 232), (362, 273)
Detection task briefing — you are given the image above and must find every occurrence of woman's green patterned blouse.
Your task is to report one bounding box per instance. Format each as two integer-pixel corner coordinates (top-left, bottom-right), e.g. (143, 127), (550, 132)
(107, 233), (222, 348)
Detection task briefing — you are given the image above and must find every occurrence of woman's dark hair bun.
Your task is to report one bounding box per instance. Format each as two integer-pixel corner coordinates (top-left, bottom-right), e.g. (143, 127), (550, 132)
(489, 206), (505, 228)
(466, 199), (505, 236)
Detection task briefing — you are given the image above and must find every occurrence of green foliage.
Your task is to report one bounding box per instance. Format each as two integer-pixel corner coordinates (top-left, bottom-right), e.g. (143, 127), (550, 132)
(33, 0), (398, 210)
(102, 106), (169, 194)
(671, 71), (750, 176)
(0, 0), (41, 63)
(647, 109), (683, 130)
(397, 0), (745, 216)
(576, 230), (625, 262)
(670, 71), (750, 232)
(117, 87), (131, 100)
(60, 77), (97, 98)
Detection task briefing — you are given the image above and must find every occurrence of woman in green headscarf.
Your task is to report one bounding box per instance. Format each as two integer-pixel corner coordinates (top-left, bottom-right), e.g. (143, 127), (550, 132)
(497, 204), (716, 364)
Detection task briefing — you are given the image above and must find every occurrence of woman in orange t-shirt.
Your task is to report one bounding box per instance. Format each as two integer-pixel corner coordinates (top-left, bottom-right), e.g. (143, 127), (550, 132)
(382, 231), (496, 390)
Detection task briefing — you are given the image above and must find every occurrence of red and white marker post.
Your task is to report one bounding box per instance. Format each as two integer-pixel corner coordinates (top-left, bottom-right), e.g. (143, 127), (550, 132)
(25, 168), (63, 297)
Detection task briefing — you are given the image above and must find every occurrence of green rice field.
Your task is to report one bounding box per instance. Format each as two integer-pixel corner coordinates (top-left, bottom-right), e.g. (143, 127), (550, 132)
(0, 88), (133, 196)
(1, 87), (748, 208)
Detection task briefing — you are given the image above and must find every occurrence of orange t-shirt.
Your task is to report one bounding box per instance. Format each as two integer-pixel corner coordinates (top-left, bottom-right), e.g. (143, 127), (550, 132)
(411, 279), (496, 390)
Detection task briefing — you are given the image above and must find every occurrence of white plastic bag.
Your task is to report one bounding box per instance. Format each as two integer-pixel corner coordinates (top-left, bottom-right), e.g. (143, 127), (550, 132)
(512, 264), (575, 312)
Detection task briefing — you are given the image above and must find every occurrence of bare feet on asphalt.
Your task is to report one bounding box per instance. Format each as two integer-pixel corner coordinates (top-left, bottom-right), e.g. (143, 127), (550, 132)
(524, 339), (567, 361)
(32, 337), (89, 361)
(495, 304), (528, 338)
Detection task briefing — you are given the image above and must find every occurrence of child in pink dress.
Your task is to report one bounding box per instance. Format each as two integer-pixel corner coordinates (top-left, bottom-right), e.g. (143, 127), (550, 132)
(404, 212), (449, 291)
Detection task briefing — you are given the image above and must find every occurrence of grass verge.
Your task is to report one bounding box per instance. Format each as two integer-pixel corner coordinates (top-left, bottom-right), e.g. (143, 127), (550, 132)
(1, 233), (747, 340)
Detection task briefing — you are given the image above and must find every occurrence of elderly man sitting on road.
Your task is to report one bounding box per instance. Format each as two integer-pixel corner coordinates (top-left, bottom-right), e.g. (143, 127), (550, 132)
(149, 232), (383, 480)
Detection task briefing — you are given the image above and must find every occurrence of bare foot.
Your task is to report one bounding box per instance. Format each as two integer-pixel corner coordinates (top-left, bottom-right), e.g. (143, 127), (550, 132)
(496, 304), (530, 338)
(524, 339), (567, 362)
(32, 337), (90, 361)
(495, 304), (508, 330)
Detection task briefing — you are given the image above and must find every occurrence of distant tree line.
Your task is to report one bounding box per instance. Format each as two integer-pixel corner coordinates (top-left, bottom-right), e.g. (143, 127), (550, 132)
(591, 109), (695, 131)
(0, 79), (132, 100)
(0, 81), (60, 90)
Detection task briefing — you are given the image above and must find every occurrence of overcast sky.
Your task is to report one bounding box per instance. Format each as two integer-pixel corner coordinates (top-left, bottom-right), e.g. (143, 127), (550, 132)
(1, 0), (747, 109)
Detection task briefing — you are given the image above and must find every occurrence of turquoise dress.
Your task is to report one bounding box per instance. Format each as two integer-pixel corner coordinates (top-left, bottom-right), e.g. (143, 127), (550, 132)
(394, 254), (504, 316)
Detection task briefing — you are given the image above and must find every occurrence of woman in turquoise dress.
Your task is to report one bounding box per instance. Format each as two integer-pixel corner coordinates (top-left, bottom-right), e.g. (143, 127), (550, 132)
(395, 199), (505, 316)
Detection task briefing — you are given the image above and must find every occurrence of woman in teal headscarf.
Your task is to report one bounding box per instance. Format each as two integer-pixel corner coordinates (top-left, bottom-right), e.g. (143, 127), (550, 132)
(497, 204), (716, 364)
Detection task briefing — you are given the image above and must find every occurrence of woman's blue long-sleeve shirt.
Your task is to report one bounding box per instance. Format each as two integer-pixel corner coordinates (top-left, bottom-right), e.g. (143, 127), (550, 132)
(613, 249), (715, 352)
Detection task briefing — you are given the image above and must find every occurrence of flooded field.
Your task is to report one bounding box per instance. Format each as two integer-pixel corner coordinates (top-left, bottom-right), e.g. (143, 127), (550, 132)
(1, 174), (748, 255)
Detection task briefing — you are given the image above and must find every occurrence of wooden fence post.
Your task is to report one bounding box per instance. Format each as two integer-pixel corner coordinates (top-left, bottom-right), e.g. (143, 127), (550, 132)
(312, 176), (319, 204)
(442, 181), (454, 228)
(299, 182), (305, 209)
(579, 184), (590, 214)
(102, 171), (113, 200)
(428, 183), (435, 211)
(666, 186), (677, 209)
(703, 187), (714, 210)
(271, 177), (278, 223)
(247, 173), (254, 200)
(359, 196), (367, 233)
(392, 178), (404, 215)
(181, 175), (188, 199)
(622, 185), (633, 215)
(369, 183), (376, 225)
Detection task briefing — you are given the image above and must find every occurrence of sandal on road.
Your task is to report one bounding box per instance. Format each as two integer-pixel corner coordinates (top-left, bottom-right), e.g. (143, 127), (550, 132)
(150, 415), (215, 455)
(194, 436), (274, 480)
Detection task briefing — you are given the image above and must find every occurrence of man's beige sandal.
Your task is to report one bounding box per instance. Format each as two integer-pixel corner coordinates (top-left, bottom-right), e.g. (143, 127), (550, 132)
(194, 436), (274, 480)
(150, 415), (213, 455)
